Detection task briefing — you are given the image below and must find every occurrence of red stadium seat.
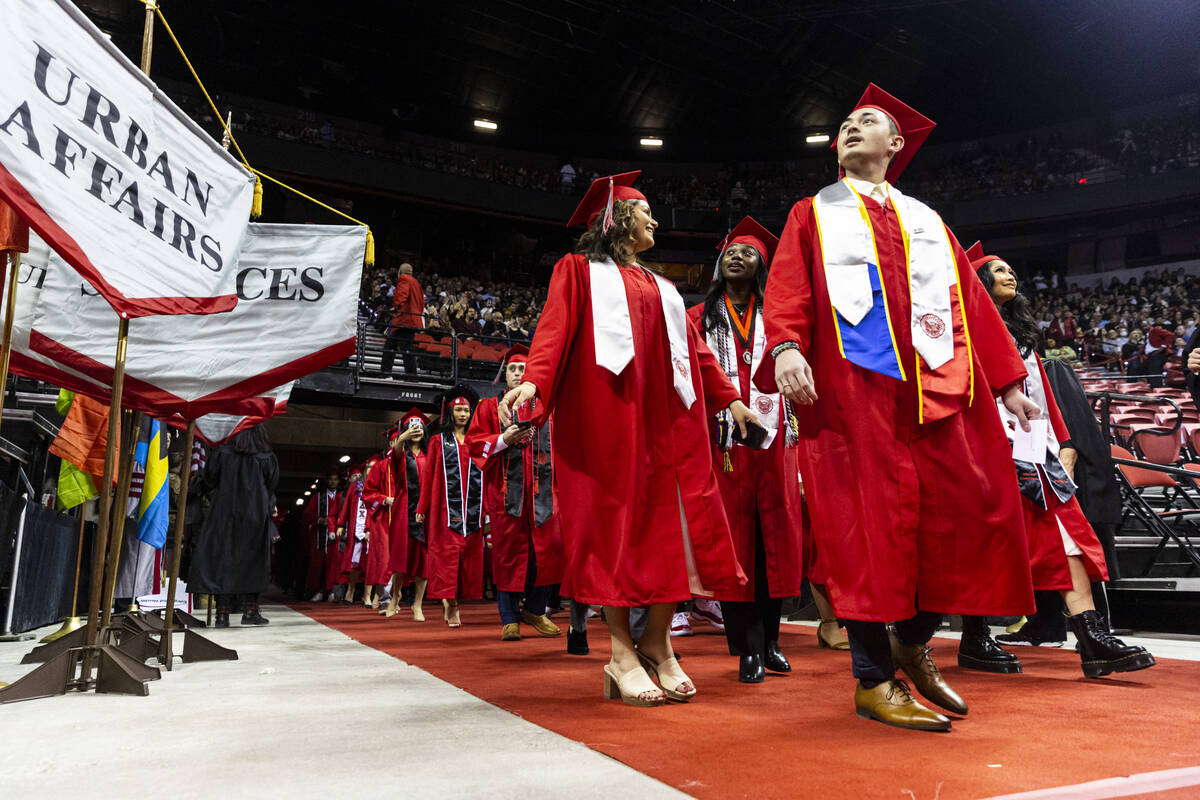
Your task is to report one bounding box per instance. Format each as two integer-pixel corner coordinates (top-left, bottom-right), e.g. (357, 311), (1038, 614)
(1130, 427), (1182, 465)
(1111, 444), (1177, 488)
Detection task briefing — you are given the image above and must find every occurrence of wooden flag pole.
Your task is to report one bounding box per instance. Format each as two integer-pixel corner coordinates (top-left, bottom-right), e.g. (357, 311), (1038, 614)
(159, 422), (194, 668)
(100, 411), (142, 629)
(80, 0), (157, 685)
(80, 319), (130, 682)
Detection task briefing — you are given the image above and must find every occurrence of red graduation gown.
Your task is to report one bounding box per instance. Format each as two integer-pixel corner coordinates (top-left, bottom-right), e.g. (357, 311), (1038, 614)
(363, 452), (406, 586)
(392, 449), (427, 579)
(466, 396), (565, 593)
(302, 489), (341, 593)
(759, 194), (1034, 622)
(417, 432), (484, 601)
(687, 302), (805, 601)
(334, 482), (370, 578)
(522, 253), (747, 606)
(1019, 358), (1109, 590)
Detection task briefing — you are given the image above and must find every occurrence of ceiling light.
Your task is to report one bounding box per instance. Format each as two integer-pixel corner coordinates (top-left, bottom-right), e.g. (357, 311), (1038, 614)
(473, 119), (498, 131)
(295, 498), (305, 506)
(806, 133), (830, 144)
(338, 455), (350, 463)
(640, 137), (663, 148)
(303, 490), (311, 496)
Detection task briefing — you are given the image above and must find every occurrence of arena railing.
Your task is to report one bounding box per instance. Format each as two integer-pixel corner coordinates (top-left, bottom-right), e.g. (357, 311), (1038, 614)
(352, 319), (530, 387)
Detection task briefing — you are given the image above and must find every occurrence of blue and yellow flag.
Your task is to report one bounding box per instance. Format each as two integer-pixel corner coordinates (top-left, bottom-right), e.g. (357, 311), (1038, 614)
(135, 419), (169, 549)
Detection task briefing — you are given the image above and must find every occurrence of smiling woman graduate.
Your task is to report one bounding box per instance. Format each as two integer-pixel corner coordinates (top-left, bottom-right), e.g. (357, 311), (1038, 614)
(499, 172), (753, 708)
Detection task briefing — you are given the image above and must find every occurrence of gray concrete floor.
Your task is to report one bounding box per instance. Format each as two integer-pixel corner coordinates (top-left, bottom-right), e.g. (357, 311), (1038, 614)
(0, 604), (691, 800)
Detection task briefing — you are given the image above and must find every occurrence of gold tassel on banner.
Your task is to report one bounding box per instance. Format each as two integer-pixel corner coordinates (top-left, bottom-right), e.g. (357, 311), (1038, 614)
(364, 229), (375, 266)
(723, 450), (733, 473)
(251, 175), (263, 218)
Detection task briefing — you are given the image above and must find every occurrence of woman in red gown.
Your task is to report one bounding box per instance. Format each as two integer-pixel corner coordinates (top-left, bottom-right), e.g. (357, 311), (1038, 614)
(417, 389), (485, 628)
(380, 409), (430, 621)
(967, 248), (1154, 678)
(500, 172), (756, 706)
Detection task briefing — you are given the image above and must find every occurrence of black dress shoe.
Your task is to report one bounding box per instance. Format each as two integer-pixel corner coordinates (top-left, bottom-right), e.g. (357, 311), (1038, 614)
(739, 653), (765, 683)
(240, 610), (270, 626)
(958, 617), (1022, 674)
(566, 627), (589, 655)
(215, 613), (230, 629)
(764, 641), (791, 673)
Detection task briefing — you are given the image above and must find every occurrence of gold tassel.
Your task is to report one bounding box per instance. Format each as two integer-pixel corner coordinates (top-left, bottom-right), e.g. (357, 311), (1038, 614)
(364, 229), (375, 266)
(723, 450), (733, 473)
(250, 175), (263, 218)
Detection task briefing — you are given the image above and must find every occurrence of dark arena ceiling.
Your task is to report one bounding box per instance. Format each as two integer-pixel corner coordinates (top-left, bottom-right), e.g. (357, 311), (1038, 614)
(80, 0), (1200, 160)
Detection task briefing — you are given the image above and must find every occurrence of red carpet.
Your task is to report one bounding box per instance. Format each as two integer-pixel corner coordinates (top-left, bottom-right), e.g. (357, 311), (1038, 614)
(292, 601), (1200, 799)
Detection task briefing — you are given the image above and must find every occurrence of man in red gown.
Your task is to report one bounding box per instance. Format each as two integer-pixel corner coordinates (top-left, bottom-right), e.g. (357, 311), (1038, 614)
(467, 345), (566, 641)
(363, 426), (418, 612)
(302, 472), (342, 601)
(760, 84), (1040, 731)
(417, 388), (485, 628)
(689, 217), (806, 684)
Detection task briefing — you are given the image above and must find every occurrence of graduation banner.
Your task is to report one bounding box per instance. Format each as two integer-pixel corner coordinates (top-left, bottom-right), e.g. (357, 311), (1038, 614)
(0, 0), (256, 318)
(2, 224), (362, 419)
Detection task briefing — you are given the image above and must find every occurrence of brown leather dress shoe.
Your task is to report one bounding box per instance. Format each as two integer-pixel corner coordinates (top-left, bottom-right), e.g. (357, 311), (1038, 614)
(501, 623), (521, 641)
(521, 610), (562, 637)
(892, 640), (968, 716)
(854, 680), (951, 731)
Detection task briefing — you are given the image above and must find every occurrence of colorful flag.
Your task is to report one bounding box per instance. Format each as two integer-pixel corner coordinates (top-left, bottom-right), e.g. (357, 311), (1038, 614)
(135, 418), (169, 549)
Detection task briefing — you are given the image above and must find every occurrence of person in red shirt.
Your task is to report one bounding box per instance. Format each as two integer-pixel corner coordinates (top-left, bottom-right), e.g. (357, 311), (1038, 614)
(761, 85), (1040, 731)
(500, 172), (756, 707)
(381, 262), (425, 377)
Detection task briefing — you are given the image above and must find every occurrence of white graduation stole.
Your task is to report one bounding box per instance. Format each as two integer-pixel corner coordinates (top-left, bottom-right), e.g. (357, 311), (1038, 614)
(353, 483), (368, 541)
(589, 258), (696, 409)
(813, 179), (956, 370)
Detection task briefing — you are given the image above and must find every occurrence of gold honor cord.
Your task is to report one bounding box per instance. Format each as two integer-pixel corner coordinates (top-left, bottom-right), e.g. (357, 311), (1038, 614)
(153, 4), (376, 264)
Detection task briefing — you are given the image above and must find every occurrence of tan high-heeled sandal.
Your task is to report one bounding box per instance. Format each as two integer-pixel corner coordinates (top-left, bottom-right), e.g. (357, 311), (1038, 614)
(603, 663), (666, 707)
(818, 619), (850, 650)
(635, 650), (696, 701)
(443, 599), (461, 628)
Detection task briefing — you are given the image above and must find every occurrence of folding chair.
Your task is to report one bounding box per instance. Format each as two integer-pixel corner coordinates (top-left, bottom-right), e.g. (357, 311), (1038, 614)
(1111, 445), (1200, 577)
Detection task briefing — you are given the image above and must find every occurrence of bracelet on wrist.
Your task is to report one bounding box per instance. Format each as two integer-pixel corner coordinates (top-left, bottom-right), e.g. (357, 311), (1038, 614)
(771, 341), (801, 359)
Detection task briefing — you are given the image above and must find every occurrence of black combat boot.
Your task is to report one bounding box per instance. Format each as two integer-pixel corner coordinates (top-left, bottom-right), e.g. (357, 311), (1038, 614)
(1068, 609), (1155, 678)
(958, 615), (1022, 673)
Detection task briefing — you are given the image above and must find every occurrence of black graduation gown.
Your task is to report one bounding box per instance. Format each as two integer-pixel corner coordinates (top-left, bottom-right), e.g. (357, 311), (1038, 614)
(188, 446), (280, 595)
(1042, 358), (1123, 574)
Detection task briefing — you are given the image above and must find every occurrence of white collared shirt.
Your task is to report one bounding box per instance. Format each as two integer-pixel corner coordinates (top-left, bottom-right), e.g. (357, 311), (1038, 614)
(844, 176), (890, 205)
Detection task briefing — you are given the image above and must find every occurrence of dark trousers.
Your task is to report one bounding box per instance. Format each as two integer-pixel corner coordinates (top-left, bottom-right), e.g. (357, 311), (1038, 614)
(497, 548), (548, 625)
(380, 325), (416, 375)
(844, 610), (943, 683)
(216, 593), (260, 614)
(723, 519), (782, 657)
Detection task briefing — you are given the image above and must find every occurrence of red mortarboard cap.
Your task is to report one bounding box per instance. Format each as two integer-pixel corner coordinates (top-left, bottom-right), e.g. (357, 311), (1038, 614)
(965, 240), (1005, 272)
(566, 171), (645, 228)
(494, 344), (530, 383)
(400, 408), (426, 430)
(0, 201), (29, 253)
(836, 83), (936, 183)
(716, 216), (780, 268)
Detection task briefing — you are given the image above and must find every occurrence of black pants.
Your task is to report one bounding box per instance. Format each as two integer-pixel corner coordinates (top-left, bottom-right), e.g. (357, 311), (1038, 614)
(380, 326), (416, 375)
(216, 593), (259, 614)
(844, 610), (943, 683)
(722, 517), (781, 657)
